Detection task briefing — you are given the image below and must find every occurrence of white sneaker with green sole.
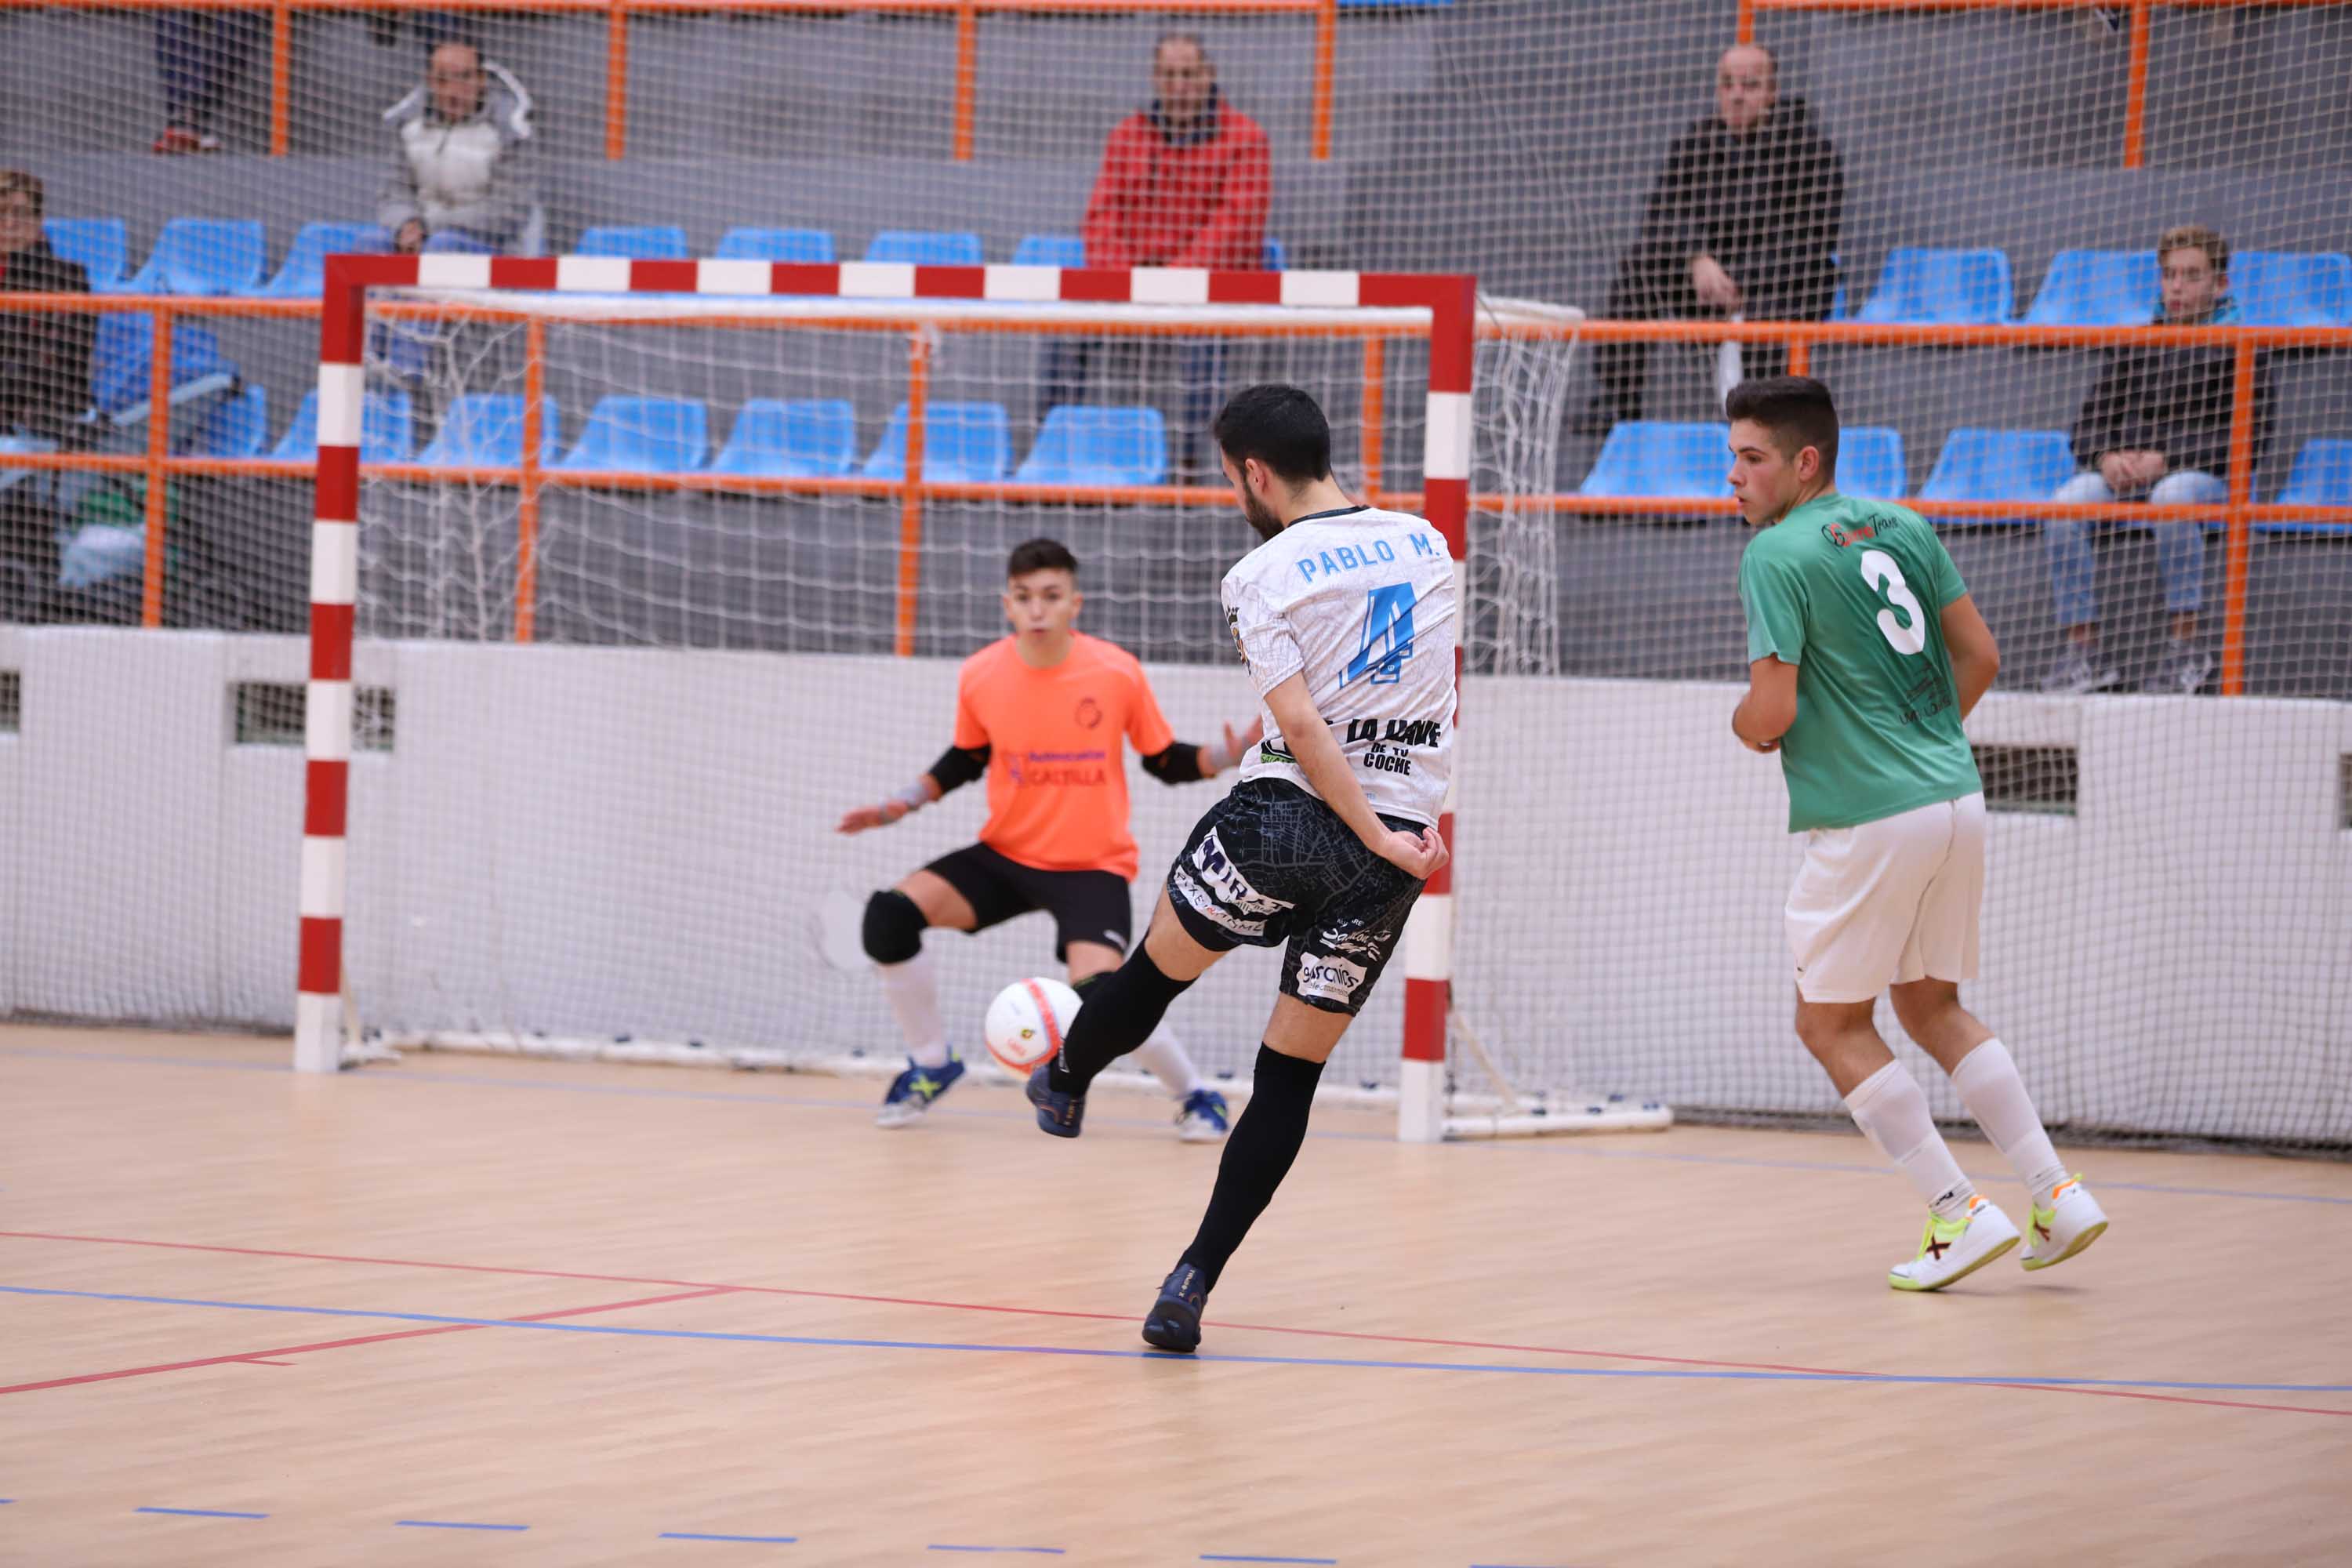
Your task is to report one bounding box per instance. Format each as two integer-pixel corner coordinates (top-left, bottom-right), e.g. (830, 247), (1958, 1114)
(2023, 1174), (2109, 1272)
(1889, 1194), (2020, 1292)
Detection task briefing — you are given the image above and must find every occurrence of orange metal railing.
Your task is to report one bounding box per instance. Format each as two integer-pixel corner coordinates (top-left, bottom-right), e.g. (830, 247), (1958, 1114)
(0, 0), (1338, 164)
(1737, 0), (2351, 172)
(3, 295), (2347, 695)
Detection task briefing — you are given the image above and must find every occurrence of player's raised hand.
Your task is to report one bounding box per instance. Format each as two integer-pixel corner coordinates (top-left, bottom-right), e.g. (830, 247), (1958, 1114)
(1374, 823), (1449, 880)
(837, 801), (898, 835)
(1221, 715), (1265, 769)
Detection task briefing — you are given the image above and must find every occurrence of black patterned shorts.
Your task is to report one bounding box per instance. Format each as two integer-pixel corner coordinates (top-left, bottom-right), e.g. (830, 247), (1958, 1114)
(1163, 779), (1428, 1017)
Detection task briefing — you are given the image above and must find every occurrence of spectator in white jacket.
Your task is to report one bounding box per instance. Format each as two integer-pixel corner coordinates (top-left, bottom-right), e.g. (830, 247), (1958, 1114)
(378, 42), (540, 256)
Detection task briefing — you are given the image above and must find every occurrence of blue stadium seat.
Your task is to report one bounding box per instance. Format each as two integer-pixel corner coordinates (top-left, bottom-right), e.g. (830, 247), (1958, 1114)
(1012, 234), (1086, 268)
(416, 394), (559, 467)
(2024, 250), (2159, 327)
(1014, 406), (1167, 486)
(558, 395), (708, 472)
(89, 314), (237, 416)
(123, 218), (267, 296)
(714, 227), (835, 263)
(1919, 429), (2075, 523)
(864, 230), (983, 267)
(1576, 421), (1727, 499)
(861, 401), (1010, 481)
(2230, 252), (2352, 328)
(1854, 248), (2014, 326)
(44, 218), (128, 292)
(576, 225), (690, 260)
(1263, 237), (1287, 271)
(252, 221), (388, 298)
(2266, 439), (2352, 535)
(189, 383), (268, 458)
(272, 386), (416, 463)
(1838, 426), (1907, 501)
(710, 398), (856, 477)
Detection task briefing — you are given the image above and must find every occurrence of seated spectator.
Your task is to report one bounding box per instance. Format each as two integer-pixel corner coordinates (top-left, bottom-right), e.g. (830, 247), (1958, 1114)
(154, 13), (262, 153)
(1, 170), (93, 609)
(1043, 31), (1270, 474)
(1581, 44), (1842, 432)
(0, 172), (92, 441)
(2042, 223), (2274, 696)
(378, 41), (539, 256)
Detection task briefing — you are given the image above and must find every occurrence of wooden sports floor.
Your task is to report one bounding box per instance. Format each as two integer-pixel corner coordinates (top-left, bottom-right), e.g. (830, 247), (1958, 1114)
(3, 1024), (2347, 1567)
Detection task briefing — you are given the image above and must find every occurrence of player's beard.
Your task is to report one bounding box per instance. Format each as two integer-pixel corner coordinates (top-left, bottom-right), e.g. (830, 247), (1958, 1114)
(1240, 487), (1286, 543)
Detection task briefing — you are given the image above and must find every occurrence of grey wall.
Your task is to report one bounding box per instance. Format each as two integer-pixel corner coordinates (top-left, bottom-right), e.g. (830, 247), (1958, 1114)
(5, 626), (2346, 1142)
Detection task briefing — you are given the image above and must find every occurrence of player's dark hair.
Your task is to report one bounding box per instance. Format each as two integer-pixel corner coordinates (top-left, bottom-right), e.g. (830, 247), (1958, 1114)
(1211, 384), (1333, 485)
(1007, 537), (1079, 579)
(1726, 375), (1839, 476)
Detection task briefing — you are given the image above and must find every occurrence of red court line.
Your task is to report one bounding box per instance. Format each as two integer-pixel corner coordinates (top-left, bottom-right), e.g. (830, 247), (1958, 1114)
(0, 1286), (734, 1396)
(5, 1230), (2340, 1419)
(1989, 1381), (2352, 1420)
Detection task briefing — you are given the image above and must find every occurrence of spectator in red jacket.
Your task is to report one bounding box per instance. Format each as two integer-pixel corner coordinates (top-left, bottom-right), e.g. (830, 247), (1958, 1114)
(1082, 32), (1270, 270)
(1042, 33), (1272, 475)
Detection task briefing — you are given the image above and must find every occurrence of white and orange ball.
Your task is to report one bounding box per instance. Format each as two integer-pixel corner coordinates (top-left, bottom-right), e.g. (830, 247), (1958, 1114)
(983, 977), (1081, 1073)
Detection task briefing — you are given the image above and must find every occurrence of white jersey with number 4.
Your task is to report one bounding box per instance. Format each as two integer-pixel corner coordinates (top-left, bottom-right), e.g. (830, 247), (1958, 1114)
(1221, 503), (1458, 826)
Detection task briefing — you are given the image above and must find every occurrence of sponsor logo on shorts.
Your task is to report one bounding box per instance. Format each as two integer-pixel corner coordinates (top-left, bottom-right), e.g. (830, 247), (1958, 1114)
(1191, 830), (1286, 916)
(1171, 865), (1267, 938)
(1294, 951), (1367, 1004)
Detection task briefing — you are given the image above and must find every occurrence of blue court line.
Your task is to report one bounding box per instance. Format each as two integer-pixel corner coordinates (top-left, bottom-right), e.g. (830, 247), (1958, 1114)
(660, 1532), (798, 1543)
(396, 1519), (528, 1530)
(9, 1283), (2347, 1398)
(134, 1506), (267, 1519)
(1584, 1146), (2352, 1207)
(927, 1548), (1066, 1555)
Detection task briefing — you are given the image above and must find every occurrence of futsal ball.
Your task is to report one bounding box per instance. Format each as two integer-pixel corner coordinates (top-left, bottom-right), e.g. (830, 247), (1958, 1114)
(983, 977), (1081, 1074)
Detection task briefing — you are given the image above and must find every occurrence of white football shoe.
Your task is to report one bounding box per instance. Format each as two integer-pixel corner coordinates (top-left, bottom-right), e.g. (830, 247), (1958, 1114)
(2023, 1174), (2109, 1272)
(1889, 1193), (2020, 1292)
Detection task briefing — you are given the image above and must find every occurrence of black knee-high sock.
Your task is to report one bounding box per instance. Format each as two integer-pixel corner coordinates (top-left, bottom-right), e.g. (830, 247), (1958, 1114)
(1050, 949), (1192, 1094)
(1179, 1044), (1324, 1290)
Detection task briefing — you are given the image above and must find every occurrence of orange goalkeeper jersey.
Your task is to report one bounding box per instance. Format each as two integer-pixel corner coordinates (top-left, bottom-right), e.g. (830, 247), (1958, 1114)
(952, 633), (1176, 881)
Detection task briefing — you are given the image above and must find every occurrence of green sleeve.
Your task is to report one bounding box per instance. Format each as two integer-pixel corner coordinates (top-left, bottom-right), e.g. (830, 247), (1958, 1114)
(1924, 523), (1969, 610)
(1740, 542), (1807, 666)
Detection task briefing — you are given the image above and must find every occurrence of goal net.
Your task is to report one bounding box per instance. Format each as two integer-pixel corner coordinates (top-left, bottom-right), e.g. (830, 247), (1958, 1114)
(307, 255), (1644, 1138)
(6, 2), (2347, 1153)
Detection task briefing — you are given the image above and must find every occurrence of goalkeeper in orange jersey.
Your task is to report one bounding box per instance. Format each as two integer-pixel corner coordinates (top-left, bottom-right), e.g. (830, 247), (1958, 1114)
(837, 536), (1260, 1138)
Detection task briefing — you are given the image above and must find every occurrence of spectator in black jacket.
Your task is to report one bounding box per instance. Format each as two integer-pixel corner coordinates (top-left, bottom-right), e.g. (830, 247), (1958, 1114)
(1582, 44), (1843, 432)
(1, 169), (93, 606)
(2042, 223), (2274, 696)
(0, 170), (92, 441)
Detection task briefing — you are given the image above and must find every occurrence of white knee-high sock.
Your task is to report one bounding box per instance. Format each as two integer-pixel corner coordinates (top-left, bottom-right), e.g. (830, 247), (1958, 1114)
(1127, 1024), (1204, 1098)
(1846, 1060), (1975, 1220)
(875, 949), (950, 1068)
(1948, 1039), (2067, 1203)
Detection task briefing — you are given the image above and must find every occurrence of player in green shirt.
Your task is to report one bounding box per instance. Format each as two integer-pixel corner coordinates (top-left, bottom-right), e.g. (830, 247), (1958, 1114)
(1727, 376), (2107, 1292)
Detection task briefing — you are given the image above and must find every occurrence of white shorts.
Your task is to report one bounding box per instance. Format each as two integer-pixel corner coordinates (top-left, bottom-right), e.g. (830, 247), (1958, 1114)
(1784, 793), (1986, 1004)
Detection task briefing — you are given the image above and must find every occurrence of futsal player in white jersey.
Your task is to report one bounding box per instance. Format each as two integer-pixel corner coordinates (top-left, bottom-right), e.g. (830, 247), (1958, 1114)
(1025, 383), (1456, 1352)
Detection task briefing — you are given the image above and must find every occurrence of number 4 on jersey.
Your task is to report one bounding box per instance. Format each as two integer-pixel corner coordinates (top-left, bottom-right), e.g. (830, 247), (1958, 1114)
(1345, 583), (1418, 686)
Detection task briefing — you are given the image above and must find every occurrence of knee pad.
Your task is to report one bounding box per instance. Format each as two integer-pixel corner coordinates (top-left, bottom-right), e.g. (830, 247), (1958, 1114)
(862, 889), (927, 966)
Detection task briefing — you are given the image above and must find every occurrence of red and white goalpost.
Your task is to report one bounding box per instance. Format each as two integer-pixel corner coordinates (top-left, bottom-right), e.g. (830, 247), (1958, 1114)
(295, 252), (1662, 1142)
